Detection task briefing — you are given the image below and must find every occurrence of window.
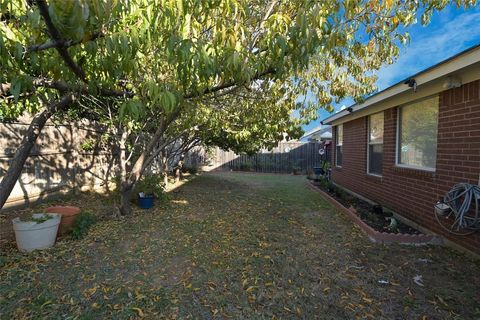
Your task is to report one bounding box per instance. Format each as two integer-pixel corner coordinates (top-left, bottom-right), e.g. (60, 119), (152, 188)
(335, 124), (343, 167)
(368, 112), (384, 175)
(397, 96), (439, 170)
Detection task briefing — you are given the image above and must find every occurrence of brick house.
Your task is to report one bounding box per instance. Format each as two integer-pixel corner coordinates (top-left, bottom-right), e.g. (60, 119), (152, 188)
(322, 45), (480, 255)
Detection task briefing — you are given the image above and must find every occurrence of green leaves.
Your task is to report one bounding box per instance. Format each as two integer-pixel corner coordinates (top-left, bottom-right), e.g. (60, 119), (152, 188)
(142, 81), (180, 112)
(8, 76), (33, 102)
(119, 99), (145, 121)
(1, 0), (479, 198)
(70, 211), (97, 240)
(48, 0), (89, 42)
(2, 0), (476, 123)
(10, 77), (22, 102)
(159, 91), (178, 113)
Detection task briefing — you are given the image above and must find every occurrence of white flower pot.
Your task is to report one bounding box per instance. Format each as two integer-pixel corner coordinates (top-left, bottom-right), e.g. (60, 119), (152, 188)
(12, 213), (61, 252)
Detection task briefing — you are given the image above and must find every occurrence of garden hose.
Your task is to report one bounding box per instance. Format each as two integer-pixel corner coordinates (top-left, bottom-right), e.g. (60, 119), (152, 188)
(436, 183), (480, 235)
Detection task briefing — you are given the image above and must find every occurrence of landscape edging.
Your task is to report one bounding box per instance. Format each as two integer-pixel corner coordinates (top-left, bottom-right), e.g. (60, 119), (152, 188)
(306, 181), (442, 245)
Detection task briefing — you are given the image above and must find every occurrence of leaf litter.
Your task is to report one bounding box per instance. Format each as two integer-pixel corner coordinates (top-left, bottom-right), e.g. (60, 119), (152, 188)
(0, 173), (479, 319)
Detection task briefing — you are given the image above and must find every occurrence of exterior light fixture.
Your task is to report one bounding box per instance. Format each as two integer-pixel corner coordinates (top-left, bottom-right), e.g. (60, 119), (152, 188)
(404, 78), (417, 92)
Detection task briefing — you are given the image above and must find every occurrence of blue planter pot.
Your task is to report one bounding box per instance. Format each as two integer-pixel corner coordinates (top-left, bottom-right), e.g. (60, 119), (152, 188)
(313, 167), (324, 176)
(138, 195), (154, 209)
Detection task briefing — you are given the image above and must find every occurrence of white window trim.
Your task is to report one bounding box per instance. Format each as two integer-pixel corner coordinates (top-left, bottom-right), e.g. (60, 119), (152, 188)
(367, 112), (384, 176)
(395, 163), (436, 172)
(395, 97), (438, 172)
(335, 125), (343, 168)
(367, 172), (383, 178)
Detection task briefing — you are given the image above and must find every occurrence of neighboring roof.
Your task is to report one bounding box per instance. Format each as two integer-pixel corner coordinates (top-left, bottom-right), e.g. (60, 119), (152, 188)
(301, 124), (331, 140)
(319, 131), (332, 139)
(322, 43), (480, 125)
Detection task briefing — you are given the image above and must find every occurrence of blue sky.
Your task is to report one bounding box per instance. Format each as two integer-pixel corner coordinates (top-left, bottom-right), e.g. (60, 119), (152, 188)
(302, 4), (480, 133)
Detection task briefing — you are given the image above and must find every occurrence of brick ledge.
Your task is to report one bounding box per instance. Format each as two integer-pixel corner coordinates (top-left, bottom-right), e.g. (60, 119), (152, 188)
(306, 181), (442, 245)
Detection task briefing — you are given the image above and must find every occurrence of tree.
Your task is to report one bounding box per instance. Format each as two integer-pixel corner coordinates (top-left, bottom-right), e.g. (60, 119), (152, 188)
(0, 0), (477, 213)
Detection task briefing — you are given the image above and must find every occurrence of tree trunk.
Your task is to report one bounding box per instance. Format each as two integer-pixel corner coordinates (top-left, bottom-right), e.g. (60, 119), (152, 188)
(175, 154), (185, 183)
(161, 151), (169, 188)
(118, 151), (145, 215)
(116, 116), (184, 215)
(118, 128), (128, 181)
(118, 147), (148, 215)
(119, 181), (134, 216)
(0, 94), (74, 210)
(116, 128), (133, 215)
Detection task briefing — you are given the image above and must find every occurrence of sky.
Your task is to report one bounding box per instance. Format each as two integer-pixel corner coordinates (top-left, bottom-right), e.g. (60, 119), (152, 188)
(302, 4), (480, 134)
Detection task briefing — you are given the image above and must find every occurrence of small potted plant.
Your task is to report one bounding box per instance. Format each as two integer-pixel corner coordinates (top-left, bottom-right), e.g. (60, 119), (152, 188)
(138, 191), (155, 209)
(313, 166), (324, 176)
(44, 206), (81, 235)
(12, 213), (61, 252)
(135, 175), (166, 209)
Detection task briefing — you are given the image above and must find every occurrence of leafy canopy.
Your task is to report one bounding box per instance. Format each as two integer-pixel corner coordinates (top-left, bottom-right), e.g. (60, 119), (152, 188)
(0, 0), (477, 150)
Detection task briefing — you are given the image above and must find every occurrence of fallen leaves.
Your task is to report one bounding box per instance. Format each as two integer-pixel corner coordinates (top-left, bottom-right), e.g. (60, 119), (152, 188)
(131, 307), (145, 317)
(84, 286), (98, 297)
(0, 173), (479, 319)
(245, 286), (257, 293)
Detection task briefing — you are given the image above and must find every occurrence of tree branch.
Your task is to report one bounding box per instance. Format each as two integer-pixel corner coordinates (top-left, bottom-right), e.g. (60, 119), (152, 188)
(25, 32), (104, 54)
(43, 79), (133, 97)
(250, 0), (278, 51)
(3, 66), (274, 101)
(1, 78), (134, 98)
(36, 0), (87, 81)
(142, 128), (195, 174)
(184, 67), (276, 99)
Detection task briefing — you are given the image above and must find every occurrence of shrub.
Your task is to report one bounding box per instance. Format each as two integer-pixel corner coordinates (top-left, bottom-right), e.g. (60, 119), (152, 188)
(182, 165), (198, 175)
(134, 175), (169, 202)
(71, 211), (97, 240)
(239, 162), (252, 171)
(80, 138), (96, 152)
(134, 175), (164, 197)
(292, 166), (302, 175)
(29, 214), (54, 224)
(316, 176), (333, 191)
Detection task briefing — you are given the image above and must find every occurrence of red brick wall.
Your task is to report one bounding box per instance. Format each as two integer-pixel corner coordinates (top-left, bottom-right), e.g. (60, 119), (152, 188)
(332, 80), (480, 254)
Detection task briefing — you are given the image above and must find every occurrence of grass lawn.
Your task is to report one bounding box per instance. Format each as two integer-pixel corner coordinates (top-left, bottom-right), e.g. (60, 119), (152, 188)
(1, 172), (479, 319)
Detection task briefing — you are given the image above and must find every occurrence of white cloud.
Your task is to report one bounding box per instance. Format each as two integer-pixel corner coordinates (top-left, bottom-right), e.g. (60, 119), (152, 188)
(375, 9), (480, 90)
(308, 7), (480, 129)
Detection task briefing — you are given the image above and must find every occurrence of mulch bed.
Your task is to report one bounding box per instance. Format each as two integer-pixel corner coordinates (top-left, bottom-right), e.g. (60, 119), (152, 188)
(309, 178), (421, 235)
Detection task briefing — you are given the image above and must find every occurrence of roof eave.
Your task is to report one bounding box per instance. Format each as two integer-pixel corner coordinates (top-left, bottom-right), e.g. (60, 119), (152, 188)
(321, 43), (480, 126)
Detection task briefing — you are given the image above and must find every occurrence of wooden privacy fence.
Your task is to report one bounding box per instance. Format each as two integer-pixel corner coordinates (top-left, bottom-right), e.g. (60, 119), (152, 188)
(0, 117), (115, 209)
(211, 141), (330, 174)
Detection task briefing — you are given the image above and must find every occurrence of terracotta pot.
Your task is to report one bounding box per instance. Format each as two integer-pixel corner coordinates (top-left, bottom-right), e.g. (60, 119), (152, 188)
(44, 206), (81, 235)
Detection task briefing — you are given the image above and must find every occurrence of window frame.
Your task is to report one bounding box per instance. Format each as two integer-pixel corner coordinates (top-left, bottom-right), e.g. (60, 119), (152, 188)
(395, 95), (439, 172)
(335, 124), (343, 168)
(367, 111), (384, 177)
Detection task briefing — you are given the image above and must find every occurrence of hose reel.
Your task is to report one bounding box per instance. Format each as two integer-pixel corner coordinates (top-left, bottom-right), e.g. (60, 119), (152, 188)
(434, 183), (480, 235)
